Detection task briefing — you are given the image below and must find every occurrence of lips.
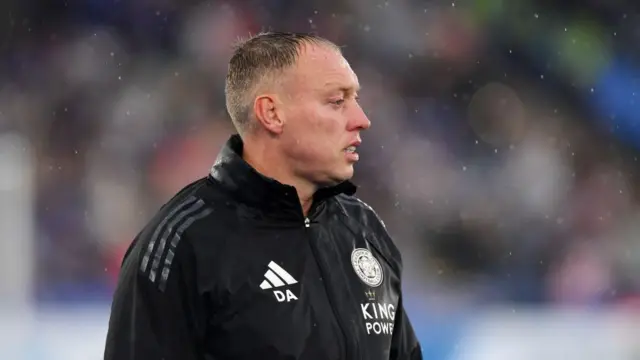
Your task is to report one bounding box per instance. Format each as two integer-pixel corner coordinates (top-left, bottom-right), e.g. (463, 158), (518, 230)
(344, 140), (361, 152)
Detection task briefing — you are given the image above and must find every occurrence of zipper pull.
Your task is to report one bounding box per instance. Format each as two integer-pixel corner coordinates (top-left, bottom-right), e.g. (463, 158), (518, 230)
(304, 217), (310, 228)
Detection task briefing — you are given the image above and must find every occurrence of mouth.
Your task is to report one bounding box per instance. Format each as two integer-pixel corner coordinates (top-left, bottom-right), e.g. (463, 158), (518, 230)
(343, 141), (361, 161)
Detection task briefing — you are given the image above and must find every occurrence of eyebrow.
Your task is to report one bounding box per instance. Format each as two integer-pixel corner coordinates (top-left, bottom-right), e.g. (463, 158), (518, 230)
(325, 82), (361, 94)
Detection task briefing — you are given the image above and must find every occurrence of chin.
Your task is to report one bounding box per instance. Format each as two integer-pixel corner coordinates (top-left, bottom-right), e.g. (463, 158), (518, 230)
(333, 166), (355, 182)
(316, 165), (354, 187)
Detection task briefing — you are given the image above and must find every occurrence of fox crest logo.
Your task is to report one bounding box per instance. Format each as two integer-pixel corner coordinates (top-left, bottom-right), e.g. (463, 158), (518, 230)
(351, 248), (383, 287)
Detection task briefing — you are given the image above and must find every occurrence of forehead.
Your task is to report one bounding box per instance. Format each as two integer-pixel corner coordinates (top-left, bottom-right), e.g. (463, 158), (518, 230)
(286, 43), (359, 91)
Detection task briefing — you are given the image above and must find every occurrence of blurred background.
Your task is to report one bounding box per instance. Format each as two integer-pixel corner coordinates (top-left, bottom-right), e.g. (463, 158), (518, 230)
(2, 0), (640, 358)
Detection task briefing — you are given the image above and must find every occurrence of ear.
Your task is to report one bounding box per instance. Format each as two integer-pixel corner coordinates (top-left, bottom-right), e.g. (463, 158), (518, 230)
(254, 94), (284, 135)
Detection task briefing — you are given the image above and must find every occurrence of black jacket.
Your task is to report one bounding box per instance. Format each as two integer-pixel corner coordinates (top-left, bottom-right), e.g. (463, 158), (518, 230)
(104, 135), (422, 360)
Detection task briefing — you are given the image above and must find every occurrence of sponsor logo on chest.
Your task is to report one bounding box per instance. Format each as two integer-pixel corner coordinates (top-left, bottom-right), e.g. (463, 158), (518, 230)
(352, 248), (395, 336)
(360, 290), (395, 335)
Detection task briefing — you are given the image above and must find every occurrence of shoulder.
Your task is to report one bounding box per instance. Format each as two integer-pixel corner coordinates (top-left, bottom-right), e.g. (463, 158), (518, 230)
(334, 194), (389, 233)
(125, 178), (221, 291)
(333, 194), (403, 270)
(147, 178), (220, 243)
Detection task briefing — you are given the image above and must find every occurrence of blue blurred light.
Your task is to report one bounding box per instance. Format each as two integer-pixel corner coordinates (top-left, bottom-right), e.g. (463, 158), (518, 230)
(592, 60), (640, 148)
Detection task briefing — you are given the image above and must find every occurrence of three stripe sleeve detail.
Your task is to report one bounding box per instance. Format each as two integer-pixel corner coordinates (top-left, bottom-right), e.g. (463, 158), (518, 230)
(139, 196), (212, 291)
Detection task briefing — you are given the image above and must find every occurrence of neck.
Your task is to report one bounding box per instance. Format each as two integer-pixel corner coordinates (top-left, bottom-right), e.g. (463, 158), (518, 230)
(242, 134), (316, 215)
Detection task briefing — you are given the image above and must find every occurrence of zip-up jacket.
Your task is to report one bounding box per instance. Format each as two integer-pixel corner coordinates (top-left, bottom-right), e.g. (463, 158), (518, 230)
(104, 134), (423, 360)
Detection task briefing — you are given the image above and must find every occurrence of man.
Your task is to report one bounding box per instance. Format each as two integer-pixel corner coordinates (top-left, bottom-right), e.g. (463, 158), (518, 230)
(104, 32), (422, 360)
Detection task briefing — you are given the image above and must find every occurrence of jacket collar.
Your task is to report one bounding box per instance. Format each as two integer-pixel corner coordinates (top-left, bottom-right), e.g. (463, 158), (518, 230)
(209, 134), (356, 216)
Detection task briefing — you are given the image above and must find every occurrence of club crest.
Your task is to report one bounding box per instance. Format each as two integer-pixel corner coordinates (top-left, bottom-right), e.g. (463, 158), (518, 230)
(351, 248), (383, 287)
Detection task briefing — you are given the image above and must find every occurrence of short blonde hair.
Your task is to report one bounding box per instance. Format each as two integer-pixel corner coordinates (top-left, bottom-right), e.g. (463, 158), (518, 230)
(224, 32), (340, 134)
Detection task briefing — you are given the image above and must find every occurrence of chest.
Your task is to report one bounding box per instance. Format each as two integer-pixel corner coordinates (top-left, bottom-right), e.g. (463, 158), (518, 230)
(200, 224), (400, 360)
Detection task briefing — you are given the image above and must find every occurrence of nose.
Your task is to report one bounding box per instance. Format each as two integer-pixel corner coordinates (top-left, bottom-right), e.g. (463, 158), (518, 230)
(348, 103), (371, 131)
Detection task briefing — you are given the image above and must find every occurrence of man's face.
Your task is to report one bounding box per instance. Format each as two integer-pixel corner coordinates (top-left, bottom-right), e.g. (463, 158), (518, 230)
(276, 44), (371, 186)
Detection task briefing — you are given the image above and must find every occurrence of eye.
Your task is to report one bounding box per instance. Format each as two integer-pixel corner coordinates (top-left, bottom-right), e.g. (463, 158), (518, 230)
(331, 99), (345, 106)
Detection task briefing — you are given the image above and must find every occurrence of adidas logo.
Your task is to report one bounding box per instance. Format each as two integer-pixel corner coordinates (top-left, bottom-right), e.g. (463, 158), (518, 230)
(259, 261), (299, 302)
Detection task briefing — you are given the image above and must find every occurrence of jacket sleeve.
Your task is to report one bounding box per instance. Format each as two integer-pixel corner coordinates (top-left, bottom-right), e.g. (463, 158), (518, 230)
(104, 236), (207, 360)
(390, 293), (423, 359)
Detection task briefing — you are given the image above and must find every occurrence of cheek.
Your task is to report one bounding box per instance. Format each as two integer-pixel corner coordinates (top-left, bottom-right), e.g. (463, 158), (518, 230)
(290, 109), (335, 137)
(308, 116), (342, 150)
(309, 109), (343, 134)
(285, 105), (343, 153)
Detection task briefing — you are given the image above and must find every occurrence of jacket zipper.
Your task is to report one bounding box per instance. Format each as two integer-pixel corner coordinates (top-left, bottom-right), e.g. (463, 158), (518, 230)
(304, 216), (353, 360)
